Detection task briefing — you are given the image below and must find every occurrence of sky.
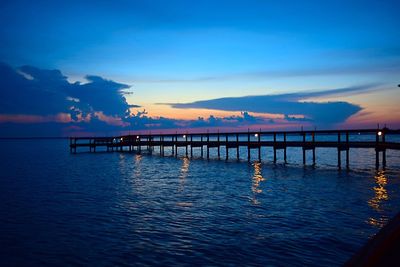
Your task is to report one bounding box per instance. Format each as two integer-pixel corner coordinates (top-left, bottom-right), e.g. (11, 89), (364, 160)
(0, 0), (399, 137)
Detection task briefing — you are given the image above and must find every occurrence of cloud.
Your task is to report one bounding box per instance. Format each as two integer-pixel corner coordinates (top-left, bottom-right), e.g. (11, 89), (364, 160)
(124, 110), (273, 130)
(0, 62), (135, 121)
(168, 85), (381, 124)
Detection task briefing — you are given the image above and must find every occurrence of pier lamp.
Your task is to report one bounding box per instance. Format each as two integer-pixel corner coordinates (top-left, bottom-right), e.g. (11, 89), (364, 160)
(120, 137), (123, 141)
(254, 133), (259, 137)
(136, 135), (140, 139)
(183, 134), (186, 138)
(378, 131), (383, 136)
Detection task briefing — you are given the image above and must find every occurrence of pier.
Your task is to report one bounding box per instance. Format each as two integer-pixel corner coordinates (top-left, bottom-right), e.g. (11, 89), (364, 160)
(70, 128), (400, 169)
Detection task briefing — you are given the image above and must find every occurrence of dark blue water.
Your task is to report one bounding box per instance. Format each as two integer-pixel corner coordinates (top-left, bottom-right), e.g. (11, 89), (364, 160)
(1, 139), (400, 266)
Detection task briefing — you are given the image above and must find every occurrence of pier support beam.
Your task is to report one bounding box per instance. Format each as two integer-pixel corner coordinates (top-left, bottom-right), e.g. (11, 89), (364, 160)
(217, 132), (220, 159)
(302, 132), (306, 165)
(312, 132), (315, 166)
(346, 131), (349, 169)
(338, 132), (341, 169)
(258, 132), (261, 162)
(283, 133), (287, 164)
(201, 135), (203, 158)
(273, 132), (277, 163)
(247, 131), (250, 161)
(236, 134), (239, 160)
(226, 134), (229, 160)
(207, 133), (210, 159)
(190, 135), (193, 158)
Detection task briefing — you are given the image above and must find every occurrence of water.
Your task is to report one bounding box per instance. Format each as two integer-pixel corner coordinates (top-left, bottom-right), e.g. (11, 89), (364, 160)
(1, 139), (400, 266)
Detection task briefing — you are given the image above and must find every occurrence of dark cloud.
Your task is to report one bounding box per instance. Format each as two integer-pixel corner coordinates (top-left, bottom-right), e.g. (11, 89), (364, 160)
(0, 62), (134, 119)
(168, 85), (379, 124)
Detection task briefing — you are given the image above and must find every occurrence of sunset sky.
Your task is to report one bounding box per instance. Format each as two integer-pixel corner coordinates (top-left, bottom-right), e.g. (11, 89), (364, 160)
(0, 0), (399, 136)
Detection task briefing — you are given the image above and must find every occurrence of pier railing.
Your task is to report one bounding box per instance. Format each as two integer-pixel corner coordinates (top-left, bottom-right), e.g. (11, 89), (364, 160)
(69, 128), (400, 169)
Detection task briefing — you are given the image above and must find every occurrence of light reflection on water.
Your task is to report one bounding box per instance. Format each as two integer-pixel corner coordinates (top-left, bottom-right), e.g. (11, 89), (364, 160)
(367, 170), (389, 228)
(251, 162), (265, 205)
(368, 170), (389, 212)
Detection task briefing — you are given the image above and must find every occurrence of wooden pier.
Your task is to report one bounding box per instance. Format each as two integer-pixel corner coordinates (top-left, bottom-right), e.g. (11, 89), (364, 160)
(69, 128), (400, 169)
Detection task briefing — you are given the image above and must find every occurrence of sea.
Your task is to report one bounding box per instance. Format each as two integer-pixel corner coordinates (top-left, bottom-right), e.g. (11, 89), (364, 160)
(1, 136), (400, 266)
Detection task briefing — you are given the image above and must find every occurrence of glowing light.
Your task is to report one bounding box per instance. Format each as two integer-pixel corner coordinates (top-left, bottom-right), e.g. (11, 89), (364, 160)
(251, 162), (265, 205)
(378, 131), (382, 136)
(136, 135), (140, 139)
(183, 135), (186, 138)
(254, 133), (259, 137)
(120, 137), (123, 141)
(368, 170), (388, 213)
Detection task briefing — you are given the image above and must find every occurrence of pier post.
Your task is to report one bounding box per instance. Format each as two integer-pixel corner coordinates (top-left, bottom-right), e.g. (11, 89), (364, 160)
(149, 136), (152, 155)
(258, 131), (261, 162)
(201, 134), (203, 158)
(382, 130), (386, 168)
(273, 132), (277, 163)
(159, 134), (162, 156)
(302, 132), (306, 165)
(236, 133), (239, 160)
(283, 133), (287, 163)
(190, 134), (193, 158)
(338, 132), (341, 169)
(217, 131), (220, 159)
(207, 132), (210, 159)
(247, 130), (250, 161)
(312, 132), (315, 166)
(185, 134), (188, 157)
(376, 130), (379, 169)
(175, 134), (178, 157)
(346, 131), (349, 169)
(226, 134), (229, 160)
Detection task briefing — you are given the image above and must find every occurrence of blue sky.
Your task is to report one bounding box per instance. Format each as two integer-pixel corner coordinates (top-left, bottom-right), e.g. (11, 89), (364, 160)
(0, 0), (399, 136)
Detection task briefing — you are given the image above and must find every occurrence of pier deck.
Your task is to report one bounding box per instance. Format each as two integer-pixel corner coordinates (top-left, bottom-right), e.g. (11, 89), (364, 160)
(70, 128), (400, 169)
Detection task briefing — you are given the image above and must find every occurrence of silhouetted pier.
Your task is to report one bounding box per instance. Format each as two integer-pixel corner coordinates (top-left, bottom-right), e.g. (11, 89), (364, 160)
(70, 128), (400, 169)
